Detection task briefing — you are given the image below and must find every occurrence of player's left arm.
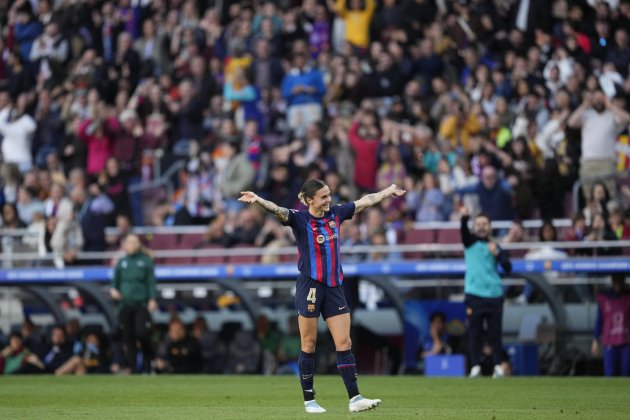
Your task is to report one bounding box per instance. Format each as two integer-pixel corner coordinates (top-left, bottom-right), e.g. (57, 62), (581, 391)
(353, 184), (406, 214)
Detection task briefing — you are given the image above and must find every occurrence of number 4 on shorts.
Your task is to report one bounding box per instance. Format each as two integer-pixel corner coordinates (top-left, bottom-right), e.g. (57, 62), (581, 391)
(307, 288), (317, 303)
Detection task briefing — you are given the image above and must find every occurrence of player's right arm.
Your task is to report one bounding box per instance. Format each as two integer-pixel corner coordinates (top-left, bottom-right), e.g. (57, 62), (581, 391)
(110, 259), (123, 301)
(459, 206), (476, 248)
(239, 191), (289, 223)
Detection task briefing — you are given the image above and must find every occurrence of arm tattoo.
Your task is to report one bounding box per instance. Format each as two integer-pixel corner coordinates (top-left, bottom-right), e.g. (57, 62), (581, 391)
(363, 190), (388, 206)
(257, 198), (289, 222)
(355, 189), (391, 212)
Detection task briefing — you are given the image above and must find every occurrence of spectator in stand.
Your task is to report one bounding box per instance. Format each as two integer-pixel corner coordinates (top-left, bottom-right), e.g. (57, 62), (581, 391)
(592, 274), (630, 376)
(12, 2), (43, 63)
(457, 166), (514, 222)
(223, 207), (263, 248)
(329, 0), (376, 53)
(281, 51), (326, 137)
(111, 109), (142, 174)
(33, 89), (64, 168)
(406, 172), (447, 222)
(438, 100), (481, 154)
(1, 203), (25, 230)
(156, 318), (202, 374)
(223, 68), (263, 131)
(348, 109), (380, 192)
(217, 138), (255, 218)
(16, 186), (45, 225)
(44, 182), (72, 221)
(518, 221), (568, 304)
(585, 212), (620, 256)
(134, 17), (170, 78)
(169, 79), (205, 156)
(609, 207), (630, 240)
(77, 102), (118, 178)
(376, 144), (406, 191)
(567, 90), (630, 200)
(70, 184), (113, 254)
(50, 208), (83, 268)
(29, 20), (69, 87)
(0, 93), (37, 173)
(583, 182), (613, 225)
(252, 39), (284, 91)
(99, 157), (132, 221)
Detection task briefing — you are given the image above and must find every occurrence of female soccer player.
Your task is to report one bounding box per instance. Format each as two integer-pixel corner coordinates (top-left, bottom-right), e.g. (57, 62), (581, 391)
(239, 179), (405, 413)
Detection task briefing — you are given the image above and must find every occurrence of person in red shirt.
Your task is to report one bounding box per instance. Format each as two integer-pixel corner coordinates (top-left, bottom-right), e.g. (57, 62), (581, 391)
(348, 109), (380, 191)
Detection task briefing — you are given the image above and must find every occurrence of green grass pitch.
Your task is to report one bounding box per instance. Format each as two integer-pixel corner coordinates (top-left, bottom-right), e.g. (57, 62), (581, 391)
(1, 375), (629, 419)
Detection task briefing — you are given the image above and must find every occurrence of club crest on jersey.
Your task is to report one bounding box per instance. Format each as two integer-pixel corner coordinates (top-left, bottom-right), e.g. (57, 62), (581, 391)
(307, 304), (315, 312)
(328, 220), (336, 229)
(316, 235), (325, 244)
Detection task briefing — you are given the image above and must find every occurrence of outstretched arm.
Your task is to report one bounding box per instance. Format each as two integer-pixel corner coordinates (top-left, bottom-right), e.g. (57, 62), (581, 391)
(353, 184), (406, 214)
(239, 191), (289, 223)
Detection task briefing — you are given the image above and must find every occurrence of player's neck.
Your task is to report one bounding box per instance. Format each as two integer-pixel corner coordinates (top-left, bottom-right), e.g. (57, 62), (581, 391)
(309, 208), (325, 218)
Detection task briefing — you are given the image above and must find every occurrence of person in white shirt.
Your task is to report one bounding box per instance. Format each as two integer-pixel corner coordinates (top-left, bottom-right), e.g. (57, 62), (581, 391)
(0, 94), (37, 172)
(567, 90), (630, 200)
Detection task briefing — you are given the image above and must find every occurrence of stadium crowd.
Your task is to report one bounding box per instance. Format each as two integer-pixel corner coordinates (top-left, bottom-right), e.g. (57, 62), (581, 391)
(2, 0), (630, 378)
(0, 314), (301, 375)
(0, 0), (630, 266)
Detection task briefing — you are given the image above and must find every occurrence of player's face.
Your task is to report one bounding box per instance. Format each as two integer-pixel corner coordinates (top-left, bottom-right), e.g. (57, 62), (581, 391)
(474, 216), (491, 238)
(307, 186), (332, 214)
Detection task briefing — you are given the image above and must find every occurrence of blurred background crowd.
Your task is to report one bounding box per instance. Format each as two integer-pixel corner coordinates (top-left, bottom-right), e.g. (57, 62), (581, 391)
(1, 0), (630, 264)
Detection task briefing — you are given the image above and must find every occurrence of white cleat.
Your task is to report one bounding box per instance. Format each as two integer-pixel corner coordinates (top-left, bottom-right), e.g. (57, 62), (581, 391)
(304, 400), (326, 414)
(349, 395), (381, 412)
(469, 365), (482, 378)
(492, 365), (505, 379)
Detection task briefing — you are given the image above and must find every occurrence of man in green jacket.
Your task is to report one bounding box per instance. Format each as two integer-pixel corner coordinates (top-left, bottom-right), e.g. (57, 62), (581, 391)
(460, 206), (512, 378)
(111, 234), (157, 373)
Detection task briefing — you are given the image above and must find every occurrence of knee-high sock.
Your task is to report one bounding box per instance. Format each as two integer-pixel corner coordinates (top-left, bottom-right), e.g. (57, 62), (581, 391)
(298, 351), (315, 401)
(336, 350), (359, 399)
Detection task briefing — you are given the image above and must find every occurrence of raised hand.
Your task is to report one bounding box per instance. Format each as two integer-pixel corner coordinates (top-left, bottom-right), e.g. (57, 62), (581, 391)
(389, 184), (406, 197)
(239, 191), (260, 204)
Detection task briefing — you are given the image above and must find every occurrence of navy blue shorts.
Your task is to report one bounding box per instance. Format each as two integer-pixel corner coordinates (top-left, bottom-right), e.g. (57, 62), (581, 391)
(295, 274), (350, 320)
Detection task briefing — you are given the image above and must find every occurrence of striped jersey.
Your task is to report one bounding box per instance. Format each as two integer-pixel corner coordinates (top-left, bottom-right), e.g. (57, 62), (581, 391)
(283, 203), (355, 287)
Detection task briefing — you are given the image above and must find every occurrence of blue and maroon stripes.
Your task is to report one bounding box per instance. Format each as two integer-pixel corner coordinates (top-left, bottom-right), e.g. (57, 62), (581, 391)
(285, 203), (355, 287)
(336, 363), (356, 369)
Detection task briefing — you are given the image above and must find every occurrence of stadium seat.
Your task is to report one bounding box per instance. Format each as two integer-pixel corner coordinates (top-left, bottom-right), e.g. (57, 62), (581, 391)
(195, 244), (226, 265)
(509, 249), (528, 258)
(280, 253), (298, 263)
(401, 229), (435, 260)
(147, 233), (179, 250)
(227, 244), (260, 264)
(179, 233), (206, 250)
(148, 234), (179, 264)
(435, 229), (463, 257)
